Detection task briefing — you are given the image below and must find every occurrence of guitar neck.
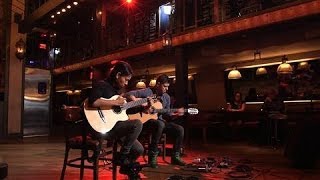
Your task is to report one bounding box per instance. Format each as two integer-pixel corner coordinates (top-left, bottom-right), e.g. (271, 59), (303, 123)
(122, 98), (148, 110)
(154, 108), (185, 114)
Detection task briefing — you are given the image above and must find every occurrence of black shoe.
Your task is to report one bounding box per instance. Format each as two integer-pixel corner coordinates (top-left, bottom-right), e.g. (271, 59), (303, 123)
(171, 152), (186, 166)
(116, 153), (131, 166)
(119, 162), (142, 179)
(148, 150), (159, 168)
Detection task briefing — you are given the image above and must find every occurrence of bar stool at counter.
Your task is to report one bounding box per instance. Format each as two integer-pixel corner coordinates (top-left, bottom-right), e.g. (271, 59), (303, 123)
(268, 112), (288, 149)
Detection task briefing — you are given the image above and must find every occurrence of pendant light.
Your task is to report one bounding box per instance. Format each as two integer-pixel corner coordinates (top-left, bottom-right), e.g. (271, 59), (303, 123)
(228, 67), (242, 79)
(256, 67), (267, 75)
(149, 79), (157, 87)
(254, 49), (268, 75)
(136, 81), (146, 89)
(297, 61), (309, 70)
(277, 55), (293, 74)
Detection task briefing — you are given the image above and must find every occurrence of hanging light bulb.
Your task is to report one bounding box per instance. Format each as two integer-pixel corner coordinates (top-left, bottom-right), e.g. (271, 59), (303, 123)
(256, 67), (267, 75)
(228, 67), (242, 79)
(277, 55), (293, 74)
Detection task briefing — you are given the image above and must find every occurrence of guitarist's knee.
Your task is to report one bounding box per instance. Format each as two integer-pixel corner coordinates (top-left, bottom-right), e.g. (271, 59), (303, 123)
(156, 120), (165, 130)
(130, 119), (143, 131)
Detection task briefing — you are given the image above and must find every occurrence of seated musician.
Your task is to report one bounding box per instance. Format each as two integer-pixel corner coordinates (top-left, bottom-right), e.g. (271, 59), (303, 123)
(88, 61), (143, 178)
(126, 74), (186, 168)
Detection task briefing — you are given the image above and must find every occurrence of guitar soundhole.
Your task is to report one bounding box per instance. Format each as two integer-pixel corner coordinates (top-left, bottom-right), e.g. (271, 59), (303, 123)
(112, 106), (122, 114)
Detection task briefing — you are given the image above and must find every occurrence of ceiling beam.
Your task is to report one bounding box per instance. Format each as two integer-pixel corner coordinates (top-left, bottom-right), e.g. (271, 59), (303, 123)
(53, 0), (320, 75)
(20, 0), (64, 33)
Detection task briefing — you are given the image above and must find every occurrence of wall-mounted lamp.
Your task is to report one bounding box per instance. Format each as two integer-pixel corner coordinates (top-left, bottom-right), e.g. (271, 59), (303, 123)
(15, 38), (26, 60)
(277, 55), (293, 74)
(162, 32), (172, 48)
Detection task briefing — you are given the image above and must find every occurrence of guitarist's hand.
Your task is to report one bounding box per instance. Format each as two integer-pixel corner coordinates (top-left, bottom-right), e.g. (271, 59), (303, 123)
(116, 96), (126, 106)
(140, 97), (155, 114)
(173, 108), (185, 116)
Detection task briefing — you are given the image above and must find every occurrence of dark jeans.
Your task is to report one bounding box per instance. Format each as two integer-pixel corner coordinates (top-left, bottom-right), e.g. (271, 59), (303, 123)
(143, 119), (184, 153)
(164, 121), (184, 153)
(143, 119), (165, 152)
(104, 120), (144, 160)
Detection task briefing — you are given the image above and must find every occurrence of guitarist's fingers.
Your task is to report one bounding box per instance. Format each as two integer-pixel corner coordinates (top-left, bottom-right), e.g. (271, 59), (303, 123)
(116, 96), (126, 105)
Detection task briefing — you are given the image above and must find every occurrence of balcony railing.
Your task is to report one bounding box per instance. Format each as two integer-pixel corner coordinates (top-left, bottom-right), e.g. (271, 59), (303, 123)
(31, 0), (310, 69)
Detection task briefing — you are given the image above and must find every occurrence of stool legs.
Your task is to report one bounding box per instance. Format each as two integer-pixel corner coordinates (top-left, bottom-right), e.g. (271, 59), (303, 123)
(60, 146), (70, 180)
(80, 149), (85, 180)
(112, 141), (118, 180)
(93, 152), (99, 180)
(273, 119), (280, 149)
(162, 134), (167, 162)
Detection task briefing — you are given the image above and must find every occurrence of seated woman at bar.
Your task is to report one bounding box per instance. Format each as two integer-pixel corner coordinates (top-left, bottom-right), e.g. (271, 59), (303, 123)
(225, 92), (246, 139)
(227, 92), (246, 112)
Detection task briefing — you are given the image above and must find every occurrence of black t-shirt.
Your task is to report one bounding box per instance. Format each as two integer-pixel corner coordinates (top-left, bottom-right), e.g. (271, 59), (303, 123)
(88, 79), (119, 105)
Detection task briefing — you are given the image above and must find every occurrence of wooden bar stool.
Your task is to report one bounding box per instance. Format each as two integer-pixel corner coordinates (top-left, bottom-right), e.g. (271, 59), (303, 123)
(60, 105), (118, 180)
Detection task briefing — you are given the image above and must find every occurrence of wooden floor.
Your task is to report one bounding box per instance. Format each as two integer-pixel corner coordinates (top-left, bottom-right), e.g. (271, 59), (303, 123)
(0, 136), (319, 180)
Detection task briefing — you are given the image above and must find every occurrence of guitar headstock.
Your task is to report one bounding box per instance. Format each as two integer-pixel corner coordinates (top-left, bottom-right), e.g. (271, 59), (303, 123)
(187, 108), (199, 115)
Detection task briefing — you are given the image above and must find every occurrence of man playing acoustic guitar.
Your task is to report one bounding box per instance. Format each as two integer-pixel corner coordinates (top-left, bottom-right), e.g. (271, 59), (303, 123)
(88, 61), (144, 179)
(126, 74), (186, 168)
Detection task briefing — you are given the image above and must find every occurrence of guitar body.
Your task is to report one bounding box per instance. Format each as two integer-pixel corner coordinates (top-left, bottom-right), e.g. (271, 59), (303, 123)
(128, 101), (163, 123)
(83, 95), (128, 134)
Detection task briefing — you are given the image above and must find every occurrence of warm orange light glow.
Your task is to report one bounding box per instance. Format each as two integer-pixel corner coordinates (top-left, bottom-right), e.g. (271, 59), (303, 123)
(126, 0), (132, 3)
(110, 60), (119, 65)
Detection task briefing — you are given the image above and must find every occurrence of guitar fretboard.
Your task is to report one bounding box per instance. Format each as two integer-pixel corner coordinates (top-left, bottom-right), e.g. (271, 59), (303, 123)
(153, 109), (186, 113)
(122, 98), (149, 110)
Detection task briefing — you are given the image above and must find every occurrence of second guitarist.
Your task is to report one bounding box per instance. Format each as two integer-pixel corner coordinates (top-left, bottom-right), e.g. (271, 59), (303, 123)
(126, 74), (186, 168)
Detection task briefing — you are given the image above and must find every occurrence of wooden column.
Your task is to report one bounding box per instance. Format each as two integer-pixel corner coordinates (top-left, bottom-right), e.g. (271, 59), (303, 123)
(213, 0), (220, 23)
(4, 0), (26, 136)
(174, 47), (188, 108)
(101, 0), (107, 54)
(175, 0), (184, 33)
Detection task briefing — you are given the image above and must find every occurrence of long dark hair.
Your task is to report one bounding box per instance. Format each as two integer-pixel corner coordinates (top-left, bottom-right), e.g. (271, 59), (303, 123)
(107, 61), (133, 84)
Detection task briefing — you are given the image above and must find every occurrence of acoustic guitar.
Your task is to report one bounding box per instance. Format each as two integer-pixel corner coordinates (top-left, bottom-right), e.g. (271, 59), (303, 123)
(128, 101), (199, 123)
(83, 95), (153, 134)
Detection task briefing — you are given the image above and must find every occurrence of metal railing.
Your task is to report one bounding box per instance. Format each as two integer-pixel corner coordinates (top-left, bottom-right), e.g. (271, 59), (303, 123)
(28, 0), (306, 68)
